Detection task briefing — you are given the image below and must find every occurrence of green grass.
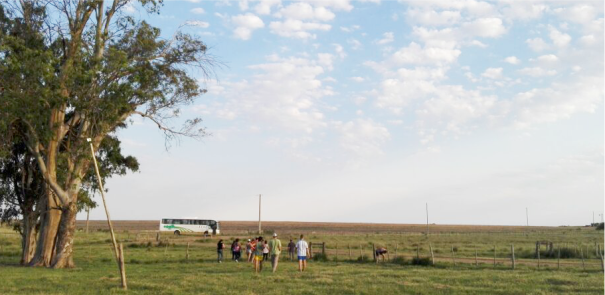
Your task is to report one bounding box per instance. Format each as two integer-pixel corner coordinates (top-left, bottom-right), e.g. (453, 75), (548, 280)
(0, 226), (603, 294)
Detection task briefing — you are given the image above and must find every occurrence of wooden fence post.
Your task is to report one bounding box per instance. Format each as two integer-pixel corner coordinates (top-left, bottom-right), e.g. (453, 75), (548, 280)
(360, 244), (363, 261)
(493, 245), (496, 268)
(580, 247), (585, 270)
(186, 242), (190, 260)
(429, 243), (435, 266)
(310, 243), (313, 259)
(451, 245), (456, 266)
(386, 246), (390, 262)
(511, 244), (515, 270)
(118, 243), (127, 290)
(348, 244), (351, 260)
(322, 242), (326, 257)
(599, 244), (604, 273)
(395, 243), (398, 258)
(537, 244), (540, 269)
(373, 243), (377, 264)
(557, 246), (560, 270)
(165, 243), (168, 255)
(475, 249), (478, 267)
(156, 232), (160, 242)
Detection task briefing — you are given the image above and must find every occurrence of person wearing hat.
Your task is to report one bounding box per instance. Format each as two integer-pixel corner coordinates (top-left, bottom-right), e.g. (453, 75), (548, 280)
(268, 233), (282, 272)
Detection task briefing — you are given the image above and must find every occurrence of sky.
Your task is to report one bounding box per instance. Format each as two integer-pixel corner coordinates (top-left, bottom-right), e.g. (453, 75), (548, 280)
(79, 0), (604, 226)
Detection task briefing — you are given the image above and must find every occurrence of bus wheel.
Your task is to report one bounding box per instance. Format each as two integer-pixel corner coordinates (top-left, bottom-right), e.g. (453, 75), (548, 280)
(174, 230), (180, 236)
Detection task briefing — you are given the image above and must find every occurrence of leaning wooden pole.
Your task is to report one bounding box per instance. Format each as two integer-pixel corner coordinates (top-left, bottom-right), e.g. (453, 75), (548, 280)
(118, 243), (127, 290)
(85, 207), (90, 234)
(88, 138), (126, 289)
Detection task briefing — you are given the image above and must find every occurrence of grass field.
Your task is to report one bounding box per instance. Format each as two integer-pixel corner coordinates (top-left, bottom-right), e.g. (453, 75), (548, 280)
(1, 222), (603, 294)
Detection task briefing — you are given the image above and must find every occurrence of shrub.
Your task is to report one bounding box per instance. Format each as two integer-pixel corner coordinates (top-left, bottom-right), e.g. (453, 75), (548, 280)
(313, 253), (328, 262)
(597, 223), (604, 230)
(391, 256), (407, 265)
(411, 257), (432, 266)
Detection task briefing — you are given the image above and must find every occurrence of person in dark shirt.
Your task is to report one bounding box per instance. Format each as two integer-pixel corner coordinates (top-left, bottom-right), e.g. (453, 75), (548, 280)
(287, 239), (296, 261)
(217, 239), (225, 263)
(232, 239), (241, 262)
(375, 247), (387, 262)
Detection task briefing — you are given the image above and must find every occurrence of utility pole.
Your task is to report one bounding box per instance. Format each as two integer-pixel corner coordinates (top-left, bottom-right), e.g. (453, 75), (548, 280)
(526, 207), (529, 227)
(426, 203), (429, 236)
(258, 194), (262, 234)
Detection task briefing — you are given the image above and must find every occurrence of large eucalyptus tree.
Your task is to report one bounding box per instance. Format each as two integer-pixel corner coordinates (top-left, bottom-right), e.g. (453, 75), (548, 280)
(0, 0), (213, 268)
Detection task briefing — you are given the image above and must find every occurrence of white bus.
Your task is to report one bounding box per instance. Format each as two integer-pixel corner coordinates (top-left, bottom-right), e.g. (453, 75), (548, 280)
(159, 218), (220, 235)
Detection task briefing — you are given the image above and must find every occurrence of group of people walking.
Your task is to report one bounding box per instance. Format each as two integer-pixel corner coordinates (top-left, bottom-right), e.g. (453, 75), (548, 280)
(216, 234), (310, 273)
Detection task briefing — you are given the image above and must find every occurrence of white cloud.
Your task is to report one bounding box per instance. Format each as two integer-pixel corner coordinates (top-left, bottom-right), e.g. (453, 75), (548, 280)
(254, 0), (281, 15)
(549, 29), (571, 47)
(190, 7), (205, 14)
(340, 25), (360, 32)
(461, 18), (506, 38)
(481, 67), (503, 79)
(468, 40), (487, 48)
(333, 119), (390, 157)
(184, 20), (209, 28)
(377, 32), (394, 45)
(501, 1), (547, 21)
(504, 56), (520, 65)
(374, 67), (447, 113)
(526, 38), (549, 52)
(536, 54), (558, 64)
(269, 19), (331, 39)
(511, 76), (604, 129)
(518, 67), (557, 77)
(392, 42), (461, 66)
(350, 76), (364, 82)
(553, 4), (599, 25)
(232, 13), (265, 40)
(579, 35), (596, 46)
(333, 44), (346, 59)
(277, 2), (335, 21)
(239, 0), (249, 11)
(348, 38), (362, 50)
(200, 55), (335, 133)
(416, 85), (497, 136)
(406, 8), (461, 26)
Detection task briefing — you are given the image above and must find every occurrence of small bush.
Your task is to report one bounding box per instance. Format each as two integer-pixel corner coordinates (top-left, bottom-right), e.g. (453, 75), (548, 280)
(597, 223), (604, 230)
(411, 257), (432, 266)
(391, 256), (407, 265)
(313, 253), (328, 262)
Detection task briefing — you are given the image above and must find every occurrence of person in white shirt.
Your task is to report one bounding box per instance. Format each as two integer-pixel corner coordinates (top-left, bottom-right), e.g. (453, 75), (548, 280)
(295, 234), (310, 272)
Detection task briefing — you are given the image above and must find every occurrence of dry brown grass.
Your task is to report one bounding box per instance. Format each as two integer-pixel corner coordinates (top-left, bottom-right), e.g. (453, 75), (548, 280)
(76, 220), (563, 234)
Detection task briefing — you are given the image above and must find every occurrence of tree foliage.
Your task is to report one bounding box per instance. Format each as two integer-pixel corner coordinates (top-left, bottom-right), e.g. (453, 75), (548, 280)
(0, 0), (214, 268)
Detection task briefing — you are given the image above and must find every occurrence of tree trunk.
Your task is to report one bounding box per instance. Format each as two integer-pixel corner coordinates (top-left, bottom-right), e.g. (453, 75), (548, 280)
(51, 202), (77, 268)
(29, 190), (61, 267)
(20, 211), (38, 265)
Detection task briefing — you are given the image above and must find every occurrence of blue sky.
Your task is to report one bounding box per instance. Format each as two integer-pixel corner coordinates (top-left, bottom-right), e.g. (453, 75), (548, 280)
(81, 0), (604, 226)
